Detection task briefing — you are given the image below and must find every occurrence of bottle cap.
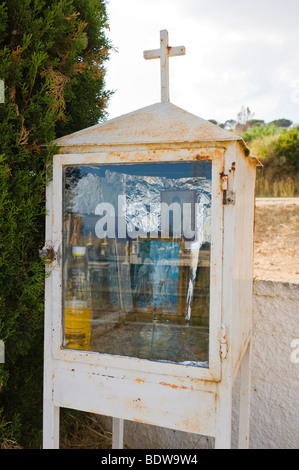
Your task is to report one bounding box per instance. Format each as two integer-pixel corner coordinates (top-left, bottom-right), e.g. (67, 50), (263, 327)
(72, 246), (86, 256)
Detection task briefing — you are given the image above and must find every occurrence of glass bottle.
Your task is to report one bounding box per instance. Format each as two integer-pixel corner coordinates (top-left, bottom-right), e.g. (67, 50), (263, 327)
(64, 246), (92, 350)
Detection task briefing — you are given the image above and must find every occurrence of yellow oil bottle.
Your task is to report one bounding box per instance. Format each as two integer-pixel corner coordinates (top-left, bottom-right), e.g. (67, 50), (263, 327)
(64, 246), (92, 350)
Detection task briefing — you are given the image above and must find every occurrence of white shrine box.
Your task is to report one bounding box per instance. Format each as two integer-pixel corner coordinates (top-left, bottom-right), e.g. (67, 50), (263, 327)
(43, 32), (260, 449)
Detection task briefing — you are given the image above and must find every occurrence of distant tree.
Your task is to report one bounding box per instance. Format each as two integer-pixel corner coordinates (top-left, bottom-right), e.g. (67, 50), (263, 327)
(235, 106), (254, 132)
(224, 119), (236, 130)
(208, 119), (218, 125)
(247, 119), (265, 128)
(269, 118), (293, 128)
(237, 106), (254, 125)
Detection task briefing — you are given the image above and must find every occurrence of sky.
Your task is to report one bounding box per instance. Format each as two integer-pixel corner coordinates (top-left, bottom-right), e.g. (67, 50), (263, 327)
(104, 0), (299, 125)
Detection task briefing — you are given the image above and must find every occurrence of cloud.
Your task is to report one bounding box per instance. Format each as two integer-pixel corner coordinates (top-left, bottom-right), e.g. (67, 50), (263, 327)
(105, 0), (299, 123)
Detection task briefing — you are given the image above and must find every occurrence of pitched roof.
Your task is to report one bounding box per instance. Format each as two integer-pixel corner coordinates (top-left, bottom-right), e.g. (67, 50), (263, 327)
(54, 101), (249, 152)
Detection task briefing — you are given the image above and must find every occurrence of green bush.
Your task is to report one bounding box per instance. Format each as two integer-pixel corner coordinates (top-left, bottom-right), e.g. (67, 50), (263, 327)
(273, 127), (299, 171)
(241, 122), (281, 144)
(0, 0), (111, 448)
(246, 127), (299, 197)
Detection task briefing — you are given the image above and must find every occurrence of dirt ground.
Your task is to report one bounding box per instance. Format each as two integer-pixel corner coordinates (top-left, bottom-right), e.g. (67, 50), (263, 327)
(254, 198), (299, 283)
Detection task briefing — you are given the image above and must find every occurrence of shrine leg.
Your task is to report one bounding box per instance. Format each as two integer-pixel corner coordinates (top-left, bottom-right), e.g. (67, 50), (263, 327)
(43, 402), (60, 449)
(215, 385), (232, 449)
(112, 417), (124, 449)
(238, 341), (251, 449)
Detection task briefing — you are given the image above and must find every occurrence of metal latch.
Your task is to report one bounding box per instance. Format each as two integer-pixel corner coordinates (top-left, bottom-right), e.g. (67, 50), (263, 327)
(220, 174), (228, 191)
(219, 323), (228, 359)
(220, 171), (236, 205)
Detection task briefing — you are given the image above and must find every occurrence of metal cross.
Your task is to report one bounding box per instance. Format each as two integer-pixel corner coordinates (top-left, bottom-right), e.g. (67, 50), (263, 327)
(143, 30), (186, 103)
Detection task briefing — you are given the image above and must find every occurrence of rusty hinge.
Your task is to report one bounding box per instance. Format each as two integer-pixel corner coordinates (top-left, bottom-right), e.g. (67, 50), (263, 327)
(39, 241), (61, 266)
(219, 323), (228, 359)
(220, 172), (235, 205)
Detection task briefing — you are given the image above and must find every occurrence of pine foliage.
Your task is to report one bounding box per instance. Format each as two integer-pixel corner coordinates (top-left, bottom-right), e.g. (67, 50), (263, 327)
(0, 0), (112, 447)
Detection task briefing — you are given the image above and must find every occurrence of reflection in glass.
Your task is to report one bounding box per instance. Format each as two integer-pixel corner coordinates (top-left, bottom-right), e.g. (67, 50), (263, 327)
(62, 162), (211, 367)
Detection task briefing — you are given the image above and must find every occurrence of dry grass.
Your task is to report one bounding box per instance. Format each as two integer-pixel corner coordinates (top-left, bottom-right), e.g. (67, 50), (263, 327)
(256, 174), (299, 197)
(0, 439), (22, 449)
(60, 411), (131, 449)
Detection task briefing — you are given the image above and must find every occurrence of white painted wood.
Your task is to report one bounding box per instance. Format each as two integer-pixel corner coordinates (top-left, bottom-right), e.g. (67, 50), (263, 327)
(112, 418), (124, 449)
(51, 148), (223, 383)
(43, 404), (60, 449)
(52, 147), (223, 166)
(43, 179), (60, 449)
(214, 142), (256, 449)
(51, 160), (63, 357)
(215, 384), (233, 449)
(230, 143), (256, 374)
(214, 143), (236, 449)
(238, 341), (251, 449)
(143, 30), (185, 102)
(215, 339), (233, 449)
(209, 151), (224, 381)
(52, 363), (217, 437)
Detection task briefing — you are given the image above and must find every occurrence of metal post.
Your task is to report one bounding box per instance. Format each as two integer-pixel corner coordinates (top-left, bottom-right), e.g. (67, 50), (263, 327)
(43, 402), (60, 449)
(112, 417), (124, 449)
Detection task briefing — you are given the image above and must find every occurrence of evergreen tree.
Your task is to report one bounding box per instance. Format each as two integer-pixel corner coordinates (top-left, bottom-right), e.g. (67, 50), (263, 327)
(0, 0), (112, 448)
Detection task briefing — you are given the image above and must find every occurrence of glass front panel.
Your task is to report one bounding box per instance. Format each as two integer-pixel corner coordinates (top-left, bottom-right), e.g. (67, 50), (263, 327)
(62, 162), (211, 367)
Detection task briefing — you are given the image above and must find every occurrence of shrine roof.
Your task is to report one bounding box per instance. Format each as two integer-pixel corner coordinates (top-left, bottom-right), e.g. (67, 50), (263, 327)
(54, 101), (251, 155)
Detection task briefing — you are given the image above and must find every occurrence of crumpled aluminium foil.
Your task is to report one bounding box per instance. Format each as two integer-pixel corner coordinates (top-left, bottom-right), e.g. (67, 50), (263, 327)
(69, 167), (211, 247)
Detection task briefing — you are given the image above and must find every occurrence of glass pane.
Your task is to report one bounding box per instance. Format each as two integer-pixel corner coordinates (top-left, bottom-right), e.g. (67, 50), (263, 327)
(62, 162), (211, 368)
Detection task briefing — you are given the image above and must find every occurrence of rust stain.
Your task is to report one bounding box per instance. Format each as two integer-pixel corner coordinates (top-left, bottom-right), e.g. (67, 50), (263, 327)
(180, 417), (198, 431)
(51, 373), (55, 401)
(131, 397), (144, 412)
(136, 378), (145, 384)
(159, 381), (188, 390)
(195, 153), (209, 160)
(131, 417), (154, 425)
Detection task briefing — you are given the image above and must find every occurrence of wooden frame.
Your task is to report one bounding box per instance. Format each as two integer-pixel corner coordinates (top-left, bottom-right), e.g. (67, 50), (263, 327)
(50, 149), (222, 379)
(43, 147), (236, 448)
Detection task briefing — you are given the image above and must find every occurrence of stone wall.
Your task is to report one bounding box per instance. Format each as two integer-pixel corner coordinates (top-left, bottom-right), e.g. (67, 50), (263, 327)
(238, 280), (299, 449)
